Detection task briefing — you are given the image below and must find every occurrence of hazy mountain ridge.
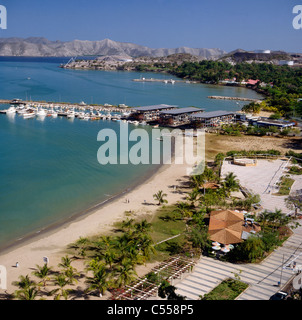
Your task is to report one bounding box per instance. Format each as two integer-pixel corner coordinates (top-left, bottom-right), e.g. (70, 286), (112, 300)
(0, 37), (226, 58)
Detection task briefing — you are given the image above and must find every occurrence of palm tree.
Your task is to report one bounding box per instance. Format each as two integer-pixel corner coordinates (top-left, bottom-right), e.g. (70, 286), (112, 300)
(85, 263), (109, 297)
(139, 235), (155, 262)
(174, 201), (194, 219)
(50, 274), (71, 300)
(12, 274), (36, 290)
(189, 174), (205, 189)
(121, 218), (135, 232)
(114, 258), (137, 288)
(257, 210), (271, 229)
(58, 255), (79, 284)
(71, 237), (90, 259)
(63, 267), (80, 285)
(32, 264), (52, 287)
(104, 250), (116, 269)
(153, 190), (168, 206)
(15, 286), (39, 300)
(58, 255), (73, 269)
(134, 219), (152, 234)
(223, 172), (240, 195)
(13, 275), (38, 300)
(186, 188), (200, 206)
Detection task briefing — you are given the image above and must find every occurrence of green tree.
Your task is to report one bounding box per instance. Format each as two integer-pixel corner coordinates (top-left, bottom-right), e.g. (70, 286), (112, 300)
(285, 192), (302, 217)
(153, 190), (168, 206)
(15, 286), (39, 301)
(158, 280), (186, 300)
(223, 172), (240, 195)
(85, 262), (110, 297)
(114, 258), (137, 287)
(50, 274), (71, 300)
(32, 264), (52, 288)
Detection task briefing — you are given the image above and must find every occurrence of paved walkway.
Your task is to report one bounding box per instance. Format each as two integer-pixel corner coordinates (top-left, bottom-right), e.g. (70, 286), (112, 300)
(175, 159), (302, 300)
(175, 225), (302, 300)
(221, 159), (302, 214)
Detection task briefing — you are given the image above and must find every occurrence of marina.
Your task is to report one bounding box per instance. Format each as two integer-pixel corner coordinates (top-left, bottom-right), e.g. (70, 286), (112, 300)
(0, 99), (136, 122)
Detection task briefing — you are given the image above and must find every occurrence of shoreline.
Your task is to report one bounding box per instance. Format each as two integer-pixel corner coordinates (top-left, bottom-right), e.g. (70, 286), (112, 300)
(0, 162), (163, 255)
(0, 158), (190, 295)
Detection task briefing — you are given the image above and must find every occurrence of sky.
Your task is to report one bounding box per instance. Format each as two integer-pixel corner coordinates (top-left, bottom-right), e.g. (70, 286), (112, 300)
(0, 0), (301, 53)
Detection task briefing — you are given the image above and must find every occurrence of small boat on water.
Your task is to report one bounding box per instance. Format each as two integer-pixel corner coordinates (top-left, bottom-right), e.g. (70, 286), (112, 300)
(67, 108), (75, 118)
(36, 107), (47, 117)
(6, 106), (16, 114)
(23, 110), (36, 119)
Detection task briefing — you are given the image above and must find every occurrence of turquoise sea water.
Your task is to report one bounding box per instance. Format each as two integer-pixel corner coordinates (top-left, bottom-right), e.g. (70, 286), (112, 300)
(0, 57), (262, 250)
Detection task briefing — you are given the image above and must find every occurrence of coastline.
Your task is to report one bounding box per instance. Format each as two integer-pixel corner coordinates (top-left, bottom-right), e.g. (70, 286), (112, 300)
(0, 159), (191, 295)
(0, 163), (163, 254)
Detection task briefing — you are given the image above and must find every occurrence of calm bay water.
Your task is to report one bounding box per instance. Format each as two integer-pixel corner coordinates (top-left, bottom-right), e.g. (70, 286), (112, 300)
(0, 57), (262, 249)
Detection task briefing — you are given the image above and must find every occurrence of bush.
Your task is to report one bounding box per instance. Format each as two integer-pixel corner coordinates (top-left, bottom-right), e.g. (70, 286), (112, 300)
(200, 278), (248, 300)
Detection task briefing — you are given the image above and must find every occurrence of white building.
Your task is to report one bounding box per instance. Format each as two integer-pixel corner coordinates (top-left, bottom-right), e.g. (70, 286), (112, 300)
(254, 50), (271, 54)
(278, 60), (294, 66)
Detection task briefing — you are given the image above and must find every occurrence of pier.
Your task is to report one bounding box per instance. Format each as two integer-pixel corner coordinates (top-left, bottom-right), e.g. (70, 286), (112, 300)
(207, 95), (262, 102)
(0, 98), (134, 112)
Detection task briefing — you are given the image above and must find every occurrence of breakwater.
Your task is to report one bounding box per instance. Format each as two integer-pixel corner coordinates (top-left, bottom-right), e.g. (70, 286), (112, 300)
(208, 95), (262, 102)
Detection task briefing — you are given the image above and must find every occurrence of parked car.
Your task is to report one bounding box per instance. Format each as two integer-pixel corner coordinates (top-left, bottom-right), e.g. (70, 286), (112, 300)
(269, 291), (288, 300)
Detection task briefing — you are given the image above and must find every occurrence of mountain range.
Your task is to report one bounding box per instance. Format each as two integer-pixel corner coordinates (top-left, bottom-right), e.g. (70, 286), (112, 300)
(0, 37), (226, 59)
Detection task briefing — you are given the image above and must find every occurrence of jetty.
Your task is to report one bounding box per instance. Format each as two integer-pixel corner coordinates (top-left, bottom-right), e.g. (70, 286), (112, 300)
(208, 95), (262, 102)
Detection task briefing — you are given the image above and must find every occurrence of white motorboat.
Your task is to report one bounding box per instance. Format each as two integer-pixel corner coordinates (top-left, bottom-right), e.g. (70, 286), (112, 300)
(36, 107), (47, 117)
(23, 110), (36, 119)
(67, 108), (76, 118)
(6, 106), (16, 114)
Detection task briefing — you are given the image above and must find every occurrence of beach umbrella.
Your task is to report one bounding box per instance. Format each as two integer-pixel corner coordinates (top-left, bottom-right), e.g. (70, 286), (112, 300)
(212, 241), (220, 246)
(212, 245), (221, 251)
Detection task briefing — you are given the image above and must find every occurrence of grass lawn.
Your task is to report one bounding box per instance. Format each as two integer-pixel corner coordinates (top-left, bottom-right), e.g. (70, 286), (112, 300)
(148, 204), (188, 262)
(200, 278), (248, 300)
(275, 176), (295, 195)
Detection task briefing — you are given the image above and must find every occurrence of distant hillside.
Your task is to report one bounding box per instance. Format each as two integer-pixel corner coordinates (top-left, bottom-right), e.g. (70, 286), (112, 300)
(219, 50), (292, 64)
(0, 37), (226, 59)
(63, 53), (205, 71)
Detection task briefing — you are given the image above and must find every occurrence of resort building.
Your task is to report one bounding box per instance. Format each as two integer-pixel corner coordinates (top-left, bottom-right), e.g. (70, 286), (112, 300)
(130, 104), (178, 122)
(250, 117), (296, 130)
(158, 107), (202, 127)
(190, 110), (236, 128)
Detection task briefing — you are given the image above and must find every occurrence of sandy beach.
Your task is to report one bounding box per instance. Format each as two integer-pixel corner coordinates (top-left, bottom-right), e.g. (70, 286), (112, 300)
(1, 132), (302, 297)
(0, 159), (191, 296)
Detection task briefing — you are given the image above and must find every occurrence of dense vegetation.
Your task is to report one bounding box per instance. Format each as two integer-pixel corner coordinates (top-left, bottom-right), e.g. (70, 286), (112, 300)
(134, 59), (302, 118)
(9, 151), (301, 300)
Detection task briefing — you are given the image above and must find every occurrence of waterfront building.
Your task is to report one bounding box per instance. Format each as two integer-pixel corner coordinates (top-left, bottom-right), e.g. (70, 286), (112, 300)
(190, 110), (236, 128)
(159, 107), (202, 127)
(130, 104), (178, 122)
(250, 117), (296, 129)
